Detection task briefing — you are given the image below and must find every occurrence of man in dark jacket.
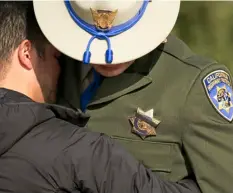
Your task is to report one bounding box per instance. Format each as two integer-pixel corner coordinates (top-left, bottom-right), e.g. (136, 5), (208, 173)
(0, 2), (201, 193)
(35, 0), (233, 192)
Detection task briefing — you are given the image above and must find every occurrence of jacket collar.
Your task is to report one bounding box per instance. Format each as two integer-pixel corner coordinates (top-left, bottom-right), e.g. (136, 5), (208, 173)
(0, 88), (90, 127)
(0, 88), (32, 103)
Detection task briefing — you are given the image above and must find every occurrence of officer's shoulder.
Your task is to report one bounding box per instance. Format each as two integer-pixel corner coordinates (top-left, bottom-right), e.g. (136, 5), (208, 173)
(157, 34), (219, 71)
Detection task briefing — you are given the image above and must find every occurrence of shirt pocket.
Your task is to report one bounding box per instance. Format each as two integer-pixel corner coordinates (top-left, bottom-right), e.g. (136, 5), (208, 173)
(111, 136), (173, 178)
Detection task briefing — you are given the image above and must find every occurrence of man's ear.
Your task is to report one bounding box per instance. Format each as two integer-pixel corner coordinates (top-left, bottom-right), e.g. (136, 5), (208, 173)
(18, 40), (34, 70)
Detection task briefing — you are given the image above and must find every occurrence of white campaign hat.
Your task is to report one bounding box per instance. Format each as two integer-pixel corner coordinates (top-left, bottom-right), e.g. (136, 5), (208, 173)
(33, 0), (180, 65)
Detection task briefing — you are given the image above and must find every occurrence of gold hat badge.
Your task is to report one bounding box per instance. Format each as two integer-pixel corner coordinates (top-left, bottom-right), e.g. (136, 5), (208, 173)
(90, 8), (118, 30)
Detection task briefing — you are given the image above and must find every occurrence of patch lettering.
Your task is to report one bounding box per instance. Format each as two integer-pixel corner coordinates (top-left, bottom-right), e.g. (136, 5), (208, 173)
(203, 70), (233, 121)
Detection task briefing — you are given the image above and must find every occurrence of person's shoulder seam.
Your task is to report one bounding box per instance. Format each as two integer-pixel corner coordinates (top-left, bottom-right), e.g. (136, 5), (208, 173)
(183, 54), (218, 70)
(156, 35), (218, 70)
(159, 49), (218, 71)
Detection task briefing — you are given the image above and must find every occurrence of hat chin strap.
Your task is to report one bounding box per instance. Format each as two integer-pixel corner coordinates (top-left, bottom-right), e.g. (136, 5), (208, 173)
(64, 0), (149, 64)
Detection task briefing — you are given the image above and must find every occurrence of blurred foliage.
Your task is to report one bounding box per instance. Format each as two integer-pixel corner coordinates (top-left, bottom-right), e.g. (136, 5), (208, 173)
(172, 1), (233, 73)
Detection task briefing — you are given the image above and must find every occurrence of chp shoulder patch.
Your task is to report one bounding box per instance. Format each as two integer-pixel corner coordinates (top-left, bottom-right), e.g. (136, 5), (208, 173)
(203, 70), (233, 122)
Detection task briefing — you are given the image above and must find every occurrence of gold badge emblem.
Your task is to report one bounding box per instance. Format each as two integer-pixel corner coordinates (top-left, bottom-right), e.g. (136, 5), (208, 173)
(90, 8), (118, 30)
(128, 108), (161, 140)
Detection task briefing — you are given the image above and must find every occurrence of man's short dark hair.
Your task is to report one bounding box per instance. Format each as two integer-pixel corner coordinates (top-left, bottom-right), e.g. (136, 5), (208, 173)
(0, 1), (48, 79)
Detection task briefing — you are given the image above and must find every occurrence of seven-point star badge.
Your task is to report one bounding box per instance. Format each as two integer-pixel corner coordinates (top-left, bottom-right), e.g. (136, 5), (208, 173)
(129, 108), (161, 139)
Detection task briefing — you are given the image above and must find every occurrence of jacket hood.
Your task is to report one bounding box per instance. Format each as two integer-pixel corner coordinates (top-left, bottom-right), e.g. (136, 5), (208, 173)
(0, 88), (89, 157)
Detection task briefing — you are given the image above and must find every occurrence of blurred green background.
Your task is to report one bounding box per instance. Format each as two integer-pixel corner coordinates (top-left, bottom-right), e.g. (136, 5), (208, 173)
(172, 1), (233, 73)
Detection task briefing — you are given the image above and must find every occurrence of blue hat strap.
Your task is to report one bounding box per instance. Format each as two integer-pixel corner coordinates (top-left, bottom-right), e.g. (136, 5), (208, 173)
(64, 0), (149, 64)
(83, 33), (112, 64)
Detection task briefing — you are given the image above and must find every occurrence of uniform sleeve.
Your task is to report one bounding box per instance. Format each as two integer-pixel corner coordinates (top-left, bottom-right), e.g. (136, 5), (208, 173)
(66, 130), (201, 193)
(182, 64), (233, 193)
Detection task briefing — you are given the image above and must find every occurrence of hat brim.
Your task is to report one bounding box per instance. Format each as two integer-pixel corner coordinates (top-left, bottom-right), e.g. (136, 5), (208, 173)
(33, 0), (180, 64)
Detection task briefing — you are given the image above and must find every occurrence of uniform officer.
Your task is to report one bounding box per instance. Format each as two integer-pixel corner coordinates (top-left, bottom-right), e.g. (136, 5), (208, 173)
(0, 1), (202, 193)
(34, 0), (233, 193)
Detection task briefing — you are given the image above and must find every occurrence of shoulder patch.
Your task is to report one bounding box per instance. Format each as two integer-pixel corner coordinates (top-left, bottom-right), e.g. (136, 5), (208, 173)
(203, 70), (233, 122)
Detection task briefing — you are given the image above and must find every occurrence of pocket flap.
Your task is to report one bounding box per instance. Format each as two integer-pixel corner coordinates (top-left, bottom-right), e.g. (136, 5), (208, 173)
(112, 136), (173, 174)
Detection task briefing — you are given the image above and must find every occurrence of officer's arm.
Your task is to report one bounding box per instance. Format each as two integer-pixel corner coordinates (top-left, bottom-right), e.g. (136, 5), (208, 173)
(67, 130), (201, 193)
(182, 64), (233, 193)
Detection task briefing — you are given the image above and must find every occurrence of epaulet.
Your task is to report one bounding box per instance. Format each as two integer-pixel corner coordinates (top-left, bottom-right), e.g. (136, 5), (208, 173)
(157, 34), (218, 70)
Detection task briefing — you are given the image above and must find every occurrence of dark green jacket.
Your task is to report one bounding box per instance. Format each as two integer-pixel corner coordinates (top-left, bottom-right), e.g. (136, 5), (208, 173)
(58, 34), (233, 193)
